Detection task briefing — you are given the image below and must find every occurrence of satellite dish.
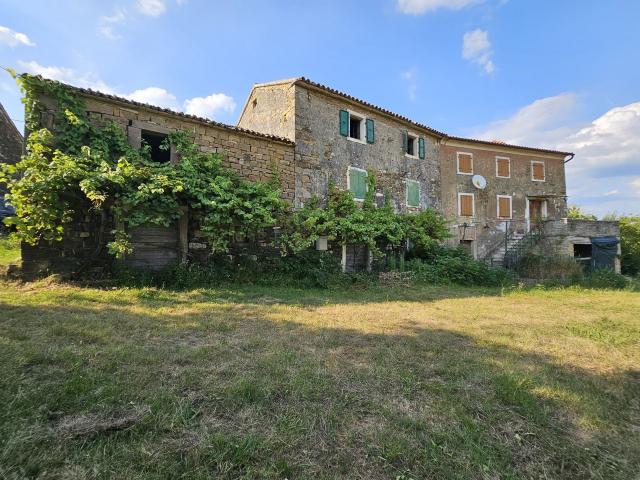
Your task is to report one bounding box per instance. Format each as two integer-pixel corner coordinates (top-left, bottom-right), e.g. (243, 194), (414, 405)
(472, 175), (487, 189)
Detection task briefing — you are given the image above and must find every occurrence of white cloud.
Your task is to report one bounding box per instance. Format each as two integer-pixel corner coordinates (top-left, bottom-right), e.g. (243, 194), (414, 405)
(184, 93), (236, 120)
(476, 93), (578, 145)
(396, 0), (482, 14)
(17, 60), (236, 122)
(17, 60), (116, 93)
(0, 25), (35, 48)
(401, 68), (417, 101)
(99, 8), (127, 40)
(126, 87), (178, 110)
(462, 29), (494, 74)
(475, 96), (640, 215)
(136, 0), (167, 17)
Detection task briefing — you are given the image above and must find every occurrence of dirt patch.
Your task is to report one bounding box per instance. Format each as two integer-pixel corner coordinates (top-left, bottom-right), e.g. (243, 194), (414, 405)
(54, 405), (149, 439)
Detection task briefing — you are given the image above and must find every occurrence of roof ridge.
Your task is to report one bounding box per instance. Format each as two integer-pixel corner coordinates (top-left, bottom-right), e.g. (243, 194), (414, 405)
(293, 77), (572, 157)
(22, 74), (294, 145)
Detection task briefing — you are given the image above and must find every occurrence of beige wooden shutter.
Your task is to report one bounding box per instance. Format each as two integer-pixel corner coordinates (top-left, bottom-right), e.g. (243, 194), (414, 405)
(497, 158), (510, 177)
(458, 154), (473, 174)
(533, 162), (545, 180)
(460, 195), (473, 216)
(498, 197), (511, 218)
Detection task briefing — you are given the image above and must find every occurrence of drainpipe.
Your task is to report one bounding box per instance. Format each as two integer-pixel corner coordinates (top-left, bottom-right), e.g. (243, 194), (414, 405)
(563, 153), (575, 164)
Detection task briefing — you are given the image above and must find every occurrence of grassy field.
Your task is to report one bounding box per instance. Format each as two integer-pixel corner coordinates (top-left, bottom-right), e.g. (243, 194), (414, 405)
(0, 280), (638, 479)
(0, 234), (20, 266)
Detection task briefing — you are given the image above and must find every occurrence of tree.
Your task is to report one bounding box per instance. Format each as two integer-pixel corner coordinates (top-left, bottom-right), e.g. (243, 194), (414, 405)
(567, 205), (597, 220)
(620, 216), (640, 276)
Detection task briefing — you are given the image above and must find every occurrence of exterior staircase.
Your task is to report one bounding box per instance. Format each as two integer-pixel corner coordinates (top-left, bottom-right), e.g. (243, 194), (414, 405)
(489, 233), (525, 268)
(486, 222), (543, 269)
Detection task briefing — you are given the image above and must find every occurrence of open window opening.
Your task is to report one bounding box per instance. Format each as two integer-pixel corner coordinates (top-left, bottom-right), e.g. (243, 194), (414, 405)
(142, 130), (171, 163)
(573, 243), (592, 259)
(349, 114), (363, 140)
(406, 134), (417, 156)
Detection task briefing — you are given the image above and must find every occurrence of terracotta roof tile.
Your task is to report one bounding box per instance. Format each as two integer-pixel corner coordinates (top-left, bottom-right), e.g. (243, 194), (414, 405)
(24, 75), (294, 145)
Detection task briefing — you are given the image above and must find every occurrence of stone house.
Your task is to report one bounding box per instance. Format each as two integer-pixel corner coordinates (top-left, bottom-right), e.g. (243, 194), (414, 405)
(14, 76), (620, 274)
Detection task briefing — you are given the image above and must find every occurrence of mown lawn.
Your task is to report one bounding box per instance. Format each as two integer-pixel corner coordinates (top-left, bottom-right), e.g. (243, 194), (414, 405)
(0, 280), (638, 479)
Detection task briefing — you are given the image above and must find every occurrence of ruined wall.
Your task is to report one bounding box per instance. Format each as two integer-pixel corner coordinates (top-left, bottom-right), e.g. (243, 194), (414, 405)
(440, 142), (567, 258)
(237, 81), (296, 141)
(22, 90), (296, 275)
(538, 219), (621, 272)
(292, 84), (441, 211)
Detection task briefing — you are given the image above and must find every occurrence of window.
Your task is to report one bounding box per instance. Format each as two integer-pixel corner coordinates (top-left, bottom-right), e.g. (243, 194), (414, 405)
(339, 110), (374, 143)
(457, 152), (473, 175)
(496, 156), (510, 178)
(406, 180), (420, 207)
(531, 161), (545, 181)
(458, 193), (474, 217)
(348, 167), (367, 201)
(349, 114), (362, 140)
(142, 130), (170, 163)
(459, 240), (474, 254)
(497, 195), (512, 219)
(406, 134), (417, 156)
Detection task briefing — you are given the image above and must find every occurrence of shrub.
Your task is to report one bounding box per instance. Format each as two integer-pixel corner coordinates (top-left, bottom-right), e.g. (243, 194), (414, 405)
(515, 253), (584, 281)
(580, 269), (629, 290)
(114, 250), (345, 289)
(405, 244), (512, 287)
(620, 216), (640, 277)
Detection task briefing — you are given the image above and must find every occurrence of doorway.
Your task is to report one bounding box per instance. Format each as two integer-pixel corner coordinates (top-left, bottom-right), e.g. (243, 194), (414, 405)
(527, 198), (547, 230)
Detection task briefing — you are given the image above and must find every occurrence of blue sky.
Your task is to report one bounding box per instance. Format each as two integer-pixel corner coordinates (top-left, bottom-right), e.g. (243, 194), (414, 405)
(1, 0), (639, 216)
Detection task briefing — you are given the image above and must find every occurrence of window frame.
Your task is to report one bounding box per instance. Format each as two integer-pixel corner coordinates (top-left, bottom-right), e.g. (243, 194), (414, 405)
(531, 160), (546, 182)
(495, 156), (511, 179)
(347, 166), (368, 202)
(458, 192), (475, 217)
(456, 152), (474, 175)
(405, 132), (419, 158)
(346, 110), (367, 144)
(496, 194), (513, 219)
(406, 179), (421, 207)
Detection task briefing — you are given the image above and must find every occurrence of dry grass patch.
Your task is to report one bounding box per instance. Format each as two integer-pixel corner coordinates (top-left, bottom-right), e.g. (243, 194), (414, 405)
(0, 280), (638, 479)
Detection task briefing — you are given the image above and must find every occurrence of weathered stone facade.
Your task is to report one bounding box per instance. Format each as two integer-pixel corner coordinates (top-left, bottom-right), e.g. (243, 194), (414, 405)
(239, 79), (441, 213)
(16, 76), (621, 275)
(21, 83), (295, 274)
(0, 101), (22, 168)
(439, 139), (568, 259)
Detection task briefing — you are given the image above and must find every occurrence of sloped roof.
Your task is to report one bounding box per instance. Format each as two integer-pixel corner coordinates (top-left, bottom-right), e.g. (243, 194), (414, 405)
(24, 75), (294, 145)
(285, 77), (572, 157)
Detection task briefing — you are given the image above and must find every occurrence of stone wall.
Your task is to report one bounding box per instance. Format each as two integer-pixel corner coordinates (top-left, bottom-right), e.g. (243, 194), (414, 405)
(292, 84), (441, 212)
(21, 88), (296, 275)
(538, 219), (621, 272)
(439, 141), (568, 259)
(237, 80), (296, 141)
(0, 102), (22, 168)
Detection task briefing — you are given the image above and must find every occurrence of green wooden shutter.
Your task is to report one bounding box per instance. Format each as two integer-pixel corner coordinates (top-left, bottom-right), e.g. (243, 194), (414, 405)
(349, 169), (367, 200)
(339, 110), (349, 136)
(407, 181), (420, 207)
(366, 118), (375, 143)
(402, 130), (408, 154)
(418, 137), (425, 159)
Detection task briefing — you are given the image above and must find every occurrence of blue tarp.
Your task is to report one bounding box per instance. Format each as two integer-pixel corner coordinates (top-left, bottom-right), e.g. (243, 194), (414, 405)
(591, 236), (619, 271)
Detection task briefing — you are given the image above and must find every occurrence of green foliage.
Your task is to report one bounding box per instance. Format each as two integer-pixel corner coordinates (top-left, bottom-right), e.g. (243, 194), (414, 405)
(620, 216), (640, 276)
(580, 269), (629, 290)
(279, 179), (450, 256)
(114, 251), (345, 289)
(515, 253), (584, 281)
(0, 75), (285, 257)
(405, 244), (512, 287)
(567, 205), (597, 221)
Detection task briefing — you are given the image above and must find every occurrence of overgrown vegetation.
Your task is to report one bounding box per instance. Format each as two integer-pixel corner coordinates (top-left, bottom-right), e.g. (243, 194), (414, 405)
(0, 73), (451, 268)
(620, 216), (640, 276)
(0, 280), (638, 478)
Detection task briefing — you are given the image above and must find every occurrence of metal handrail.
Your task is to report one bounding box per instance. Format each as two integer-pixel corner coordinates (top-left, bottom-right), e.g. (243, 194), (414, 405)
(503, 222), (543, 269)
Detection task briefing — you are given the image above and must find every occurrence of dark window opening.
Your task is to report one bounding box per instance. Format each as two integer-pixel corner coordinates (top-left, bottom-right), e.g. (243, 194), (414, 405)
(349, 115), (362, 140)
(573, 243), (592, 259)
(142, 130), (170, 163)
(406, 136), (416, 156)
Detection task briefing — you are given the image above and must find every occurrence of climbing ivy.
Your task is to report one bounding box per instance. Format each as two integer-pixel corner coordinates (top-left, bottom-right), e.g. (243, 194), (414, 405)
(0, 73), (285, 256)
(0, 73), (450, 261)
